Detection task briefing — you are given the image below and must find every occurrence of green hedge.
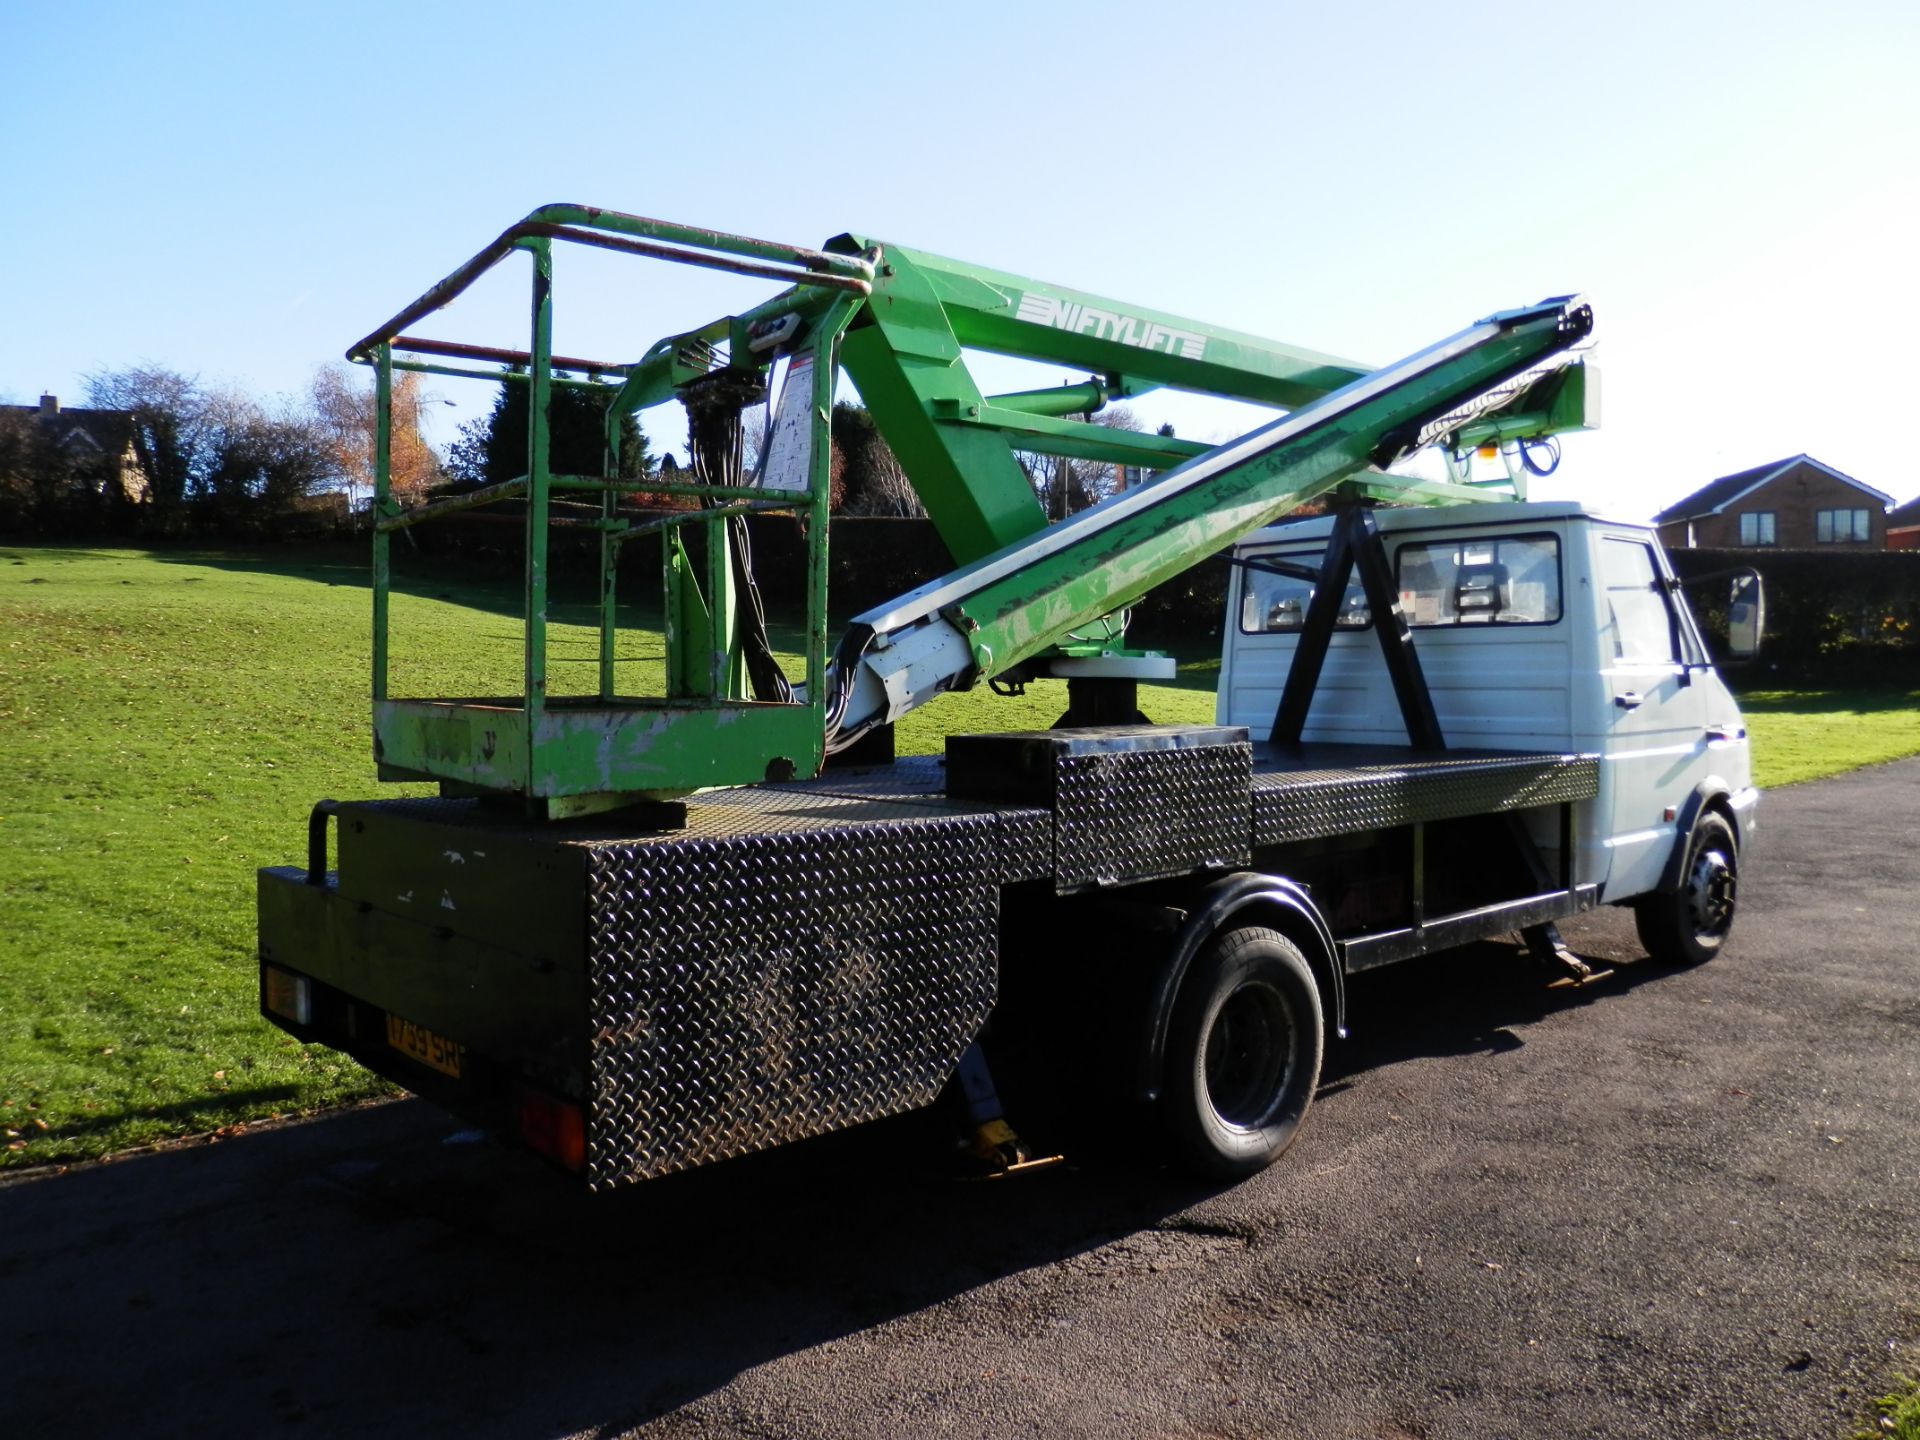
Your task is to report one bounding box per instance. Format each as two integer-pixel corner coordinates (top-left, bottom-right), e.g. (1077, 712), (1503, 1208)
(1668, 547), (1920, 682)
(412, 509), (1236, 644)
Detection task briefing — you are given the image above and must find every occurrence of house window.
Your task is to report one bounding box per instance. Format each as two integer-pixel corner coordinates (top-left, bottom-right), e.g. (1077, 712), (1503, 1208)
(1816, 507), (1872, 543)
(1738, 511), (1776, 546)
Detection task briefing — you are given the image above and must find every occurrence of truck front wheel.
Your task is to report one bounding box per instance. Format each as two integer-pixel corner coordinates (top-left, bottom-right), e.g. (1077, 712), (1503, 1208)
(1162, 927), (1324, 1180)
(1634, 812), (1738, 966)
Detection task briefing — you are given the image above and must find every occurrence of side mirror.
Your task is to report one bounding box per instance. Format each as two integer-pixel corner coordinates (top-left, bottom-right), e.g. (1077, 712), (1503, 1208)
(1725, 571), (1764, 659)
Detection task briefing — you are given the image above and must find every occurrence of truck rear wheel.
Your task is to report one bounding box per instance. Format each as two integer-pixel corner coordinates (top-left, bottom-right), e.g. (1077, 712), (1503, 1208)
(1162, 926), (1323, 1180)
(1633, 812), (1738, 966)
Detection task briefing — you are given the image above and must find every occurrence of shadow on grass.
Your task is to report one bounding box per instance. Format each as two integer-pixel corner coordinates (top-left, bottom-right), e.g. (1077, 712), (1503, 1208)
(120, 539), (371, 588)
(26, 1086), (305, 1150)
(49, 540), (1226, 696)
(138, 541), (569, 621)
(1161, 654), (1224, 694)
(134, 541), (719, 657)
(136, 543), (1227, 694)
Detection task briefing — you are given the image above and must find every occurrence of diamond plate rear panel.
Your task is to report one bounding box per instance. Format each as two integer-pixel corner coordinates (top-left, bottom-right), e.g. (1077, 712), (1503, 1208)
(1054, 743), (1253, 891)
(583, 811), (1000, 1188)
(1253, 751), (1599, 846)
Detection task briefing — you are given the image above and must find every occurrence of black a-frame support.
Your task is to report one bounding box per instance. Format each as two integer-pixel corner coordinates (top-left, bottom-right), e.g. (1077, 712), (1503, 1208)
(1264, 502), (1604, 985)
(1269, 503), (1443, 750)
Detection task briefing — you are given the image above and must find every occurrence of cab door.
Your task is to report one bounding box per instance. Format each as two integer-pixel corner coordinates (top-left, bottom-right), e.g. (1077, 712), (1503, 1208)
(1590, 531), (1704, 899)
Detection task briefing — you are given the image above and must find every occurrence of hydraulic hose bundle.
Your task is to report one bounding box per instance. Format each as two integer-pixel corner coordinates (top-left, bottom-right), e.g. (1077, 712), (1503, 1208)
(682, 372), (792, 705)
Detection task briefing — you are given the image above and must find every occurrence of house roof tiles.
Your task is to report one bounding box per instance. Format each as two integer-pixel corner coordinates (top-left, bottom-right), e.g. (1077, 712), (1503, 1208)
(5, 401), (135, 456)
(1653, 454), (1894, 523)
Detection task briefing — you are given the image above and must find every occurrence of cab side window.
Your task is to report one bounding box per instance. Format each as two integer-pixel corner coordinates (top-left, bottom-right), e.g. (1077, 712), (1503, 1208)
(1394, 534), (1561, 627)
(1597, 537), (1676, 663)
(1238, 550), (1370, 634)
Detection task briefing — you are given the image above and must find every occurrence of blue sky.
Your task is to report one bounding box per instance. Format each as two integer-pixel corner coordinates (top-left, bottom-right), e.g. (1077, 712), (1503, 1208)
(3, 0), (1914, 518)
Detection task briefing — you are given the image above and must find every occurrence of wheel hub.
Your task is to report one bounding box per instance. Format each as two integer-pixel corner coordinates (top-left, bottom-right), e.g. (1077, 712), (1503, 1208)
(1686, 848), (1736, 936)
(1204, 982), (1295, 1131)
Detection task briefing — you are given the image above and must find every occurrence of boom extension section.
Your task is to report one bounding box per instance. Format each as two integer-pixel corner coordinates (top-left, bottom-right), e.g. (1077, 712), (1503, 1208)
(349, 205), (1593, 812)
(832, 297), (1594, 745)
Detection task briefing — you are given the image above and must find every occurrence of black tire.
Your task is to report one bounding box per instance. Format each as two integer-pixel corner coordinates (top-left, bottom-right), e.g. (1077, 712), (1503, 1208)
(1633, 812), (1738, 966)
(1161, 926), (1324, 1180)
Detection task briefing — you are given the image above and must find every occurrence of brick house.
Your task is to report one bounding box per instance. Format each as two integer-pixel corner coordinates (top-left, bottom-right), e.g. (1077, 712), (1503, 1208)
(2, 393), (149, 503)
(1653, 455), (1892, 550)
(1887, 496), (1920, 552)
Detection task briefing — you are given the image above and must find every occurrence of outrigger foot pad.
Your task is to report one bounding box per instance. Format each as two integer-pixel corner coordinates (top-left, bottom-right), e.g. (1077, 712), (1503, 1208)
(954, 1043), (1063, 1177)
(1525, 922), (1614, 989)
(965, 1119), (1063, 1178)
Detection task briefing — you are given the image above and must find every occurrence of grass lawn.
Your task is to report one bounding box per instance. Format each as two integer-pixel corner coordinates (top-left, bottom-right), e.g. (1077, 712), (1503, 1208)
(1733, 688), (1920, 788)
(2, 543), (1915, 1169)
(1862, 1378), (1920, 1440)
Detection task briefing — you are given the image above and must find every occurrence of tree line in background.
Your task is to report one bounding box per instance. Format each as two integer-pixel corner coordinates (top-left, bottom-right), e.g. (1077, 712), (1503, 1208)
(1, 361), (1153, 540)
(11, 366), (1919, 686)
(0, 364), (446, 538)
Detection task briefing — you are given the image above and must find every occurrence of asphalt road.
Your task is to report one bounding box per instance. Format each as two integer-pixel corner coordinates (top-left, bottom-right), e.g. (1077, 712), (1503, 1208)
(4, 761), (1917, 1439)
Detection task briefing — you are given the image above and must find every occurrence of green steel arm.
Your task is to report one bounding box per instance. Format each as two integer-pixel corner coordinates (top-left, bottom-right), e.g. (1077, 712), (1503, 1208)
(836, 258), (1051, 562)
(842, 237), (1373, 407)
(959, 301), (1593, 673)
(825, 240), (1381, 566)
(946, 405), (1209, 467)
(836, 298), (1594, 732)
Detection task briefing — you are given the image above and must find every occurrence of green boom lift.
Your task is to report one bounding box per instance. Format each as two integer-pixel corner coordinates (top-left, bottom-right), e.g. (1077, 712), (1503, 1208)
(350, 205), (1594, 816)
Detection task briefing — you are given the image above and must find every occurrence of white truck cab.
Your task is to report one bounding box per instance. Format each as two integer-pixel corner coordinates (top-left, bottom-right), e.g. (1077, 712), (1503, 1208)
(1220, 500), (1759, 942)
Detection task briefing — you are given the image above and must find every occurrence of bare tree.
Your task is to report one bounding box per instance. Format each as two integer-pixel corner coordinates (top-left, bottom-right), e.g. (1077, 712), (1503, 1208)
(198, 389), (332, 510)
(310, 363), (442, 502)
(831, 403), (920, 517)
(841, 434), (917, 517)
(84, 366), (336, 516)
(83, 365), (211, 508)
(1023, 403), (1145, 520)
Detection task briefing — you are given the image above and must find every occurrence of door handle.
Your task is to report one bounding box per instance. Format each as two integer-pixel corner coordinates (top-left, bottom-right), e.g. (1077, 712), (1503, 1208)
(1704, 724), (1744, 742)
(1615, 692), (1643, 710)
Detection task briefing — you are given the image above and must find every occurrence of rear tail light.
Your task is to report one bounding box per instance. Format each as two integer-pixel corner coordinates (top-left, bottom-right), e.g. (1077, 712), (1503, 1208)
(514, 1085), (586, 1172)
(262, 965), (312, 1026)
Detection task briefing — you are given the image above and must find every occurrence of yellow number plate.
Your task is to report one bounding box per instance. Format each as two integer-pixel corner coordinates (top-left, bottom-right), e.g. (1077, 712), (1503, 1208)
(385, 1013), (463, 1079)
